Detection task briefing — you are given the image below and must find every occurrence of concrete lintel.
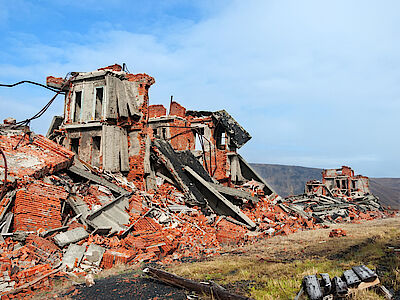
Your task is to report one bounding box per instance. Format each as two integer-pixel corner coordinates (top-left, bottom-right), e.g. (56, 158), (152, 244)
(63, 122), (103, 130)
(68, 165), (127, 195)
(209, 183), (259, 204)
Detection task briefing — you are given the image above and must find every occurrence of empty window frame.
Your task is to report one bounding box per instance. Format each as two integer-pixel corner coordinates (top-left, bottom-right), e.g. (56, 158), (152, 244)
(352, 180), (357, 190)
(70, 138), (80, 154)
(92, 136), (101, 166)
(221, 132), (226, 146)
(194, 128), (204, 151)
(216, 130), (227, 150)
(94, 87), (104, 120)
(342, 179), (347, 190)
(335, 179), (341, 188)
(73, 91), (82, 122)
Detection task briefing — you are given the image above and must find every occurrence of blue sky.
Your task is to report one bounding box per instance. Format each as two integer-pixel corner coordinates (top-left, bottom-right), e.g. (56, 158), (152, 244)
(0, 0), (399, 177)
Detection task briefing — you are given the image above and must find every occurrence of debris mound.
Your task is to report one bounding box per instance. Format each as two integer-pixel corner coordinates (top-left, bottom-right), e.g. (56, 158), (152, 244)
(0, 64), (394, 298)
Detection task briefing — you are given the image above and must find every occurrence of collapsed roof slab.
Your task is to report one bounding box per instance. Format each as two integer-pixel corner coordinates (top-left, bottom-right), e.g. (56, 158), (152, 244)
(237, 154), (277, 196)
(68, 165), (128, 195)
(152, 139), (207, 206)
(212, 110), (251, 149)
(0, 130), (74, 186)
(184, 166), (256, 229)
(85, 192), (132, 236)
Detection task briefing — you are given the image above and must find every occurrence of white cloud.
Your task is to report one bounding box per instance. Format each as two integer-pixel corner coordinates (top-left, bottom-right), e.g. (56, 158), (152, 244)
(0, 0), (399, 176)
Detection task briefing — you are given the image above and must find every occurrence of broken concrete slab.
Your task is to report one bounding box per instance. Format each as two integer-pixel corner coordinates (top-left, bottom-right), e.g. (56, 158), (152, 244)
(0, 212), (13, 234)
(68, 165), (127, 195)
(212, 110), (251, 149)
(152, 139), (207, 206)
(62, 243), (86, 270)
(83, 244), (105, 267)
(184, 166), (256, 229)
(85, 192), (131, 236)
(237, 154), (276, 196)
(53, 227), (89, 248)
(209, 183), (259, 204)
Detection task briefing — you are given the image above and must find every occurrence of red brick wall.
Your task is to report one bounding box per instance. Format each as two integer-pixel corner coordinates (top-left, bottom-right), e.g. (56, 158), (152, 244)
(148, 105), (166, 119)
(204, 148), (229, 182)
(169, 101), (186, 118)
(168, 119), (195, 151)
(126, 73), (155, 121)
(127, 126), (153, 190)
(13, 181), (68, 231)
(98, 64), (123, 72)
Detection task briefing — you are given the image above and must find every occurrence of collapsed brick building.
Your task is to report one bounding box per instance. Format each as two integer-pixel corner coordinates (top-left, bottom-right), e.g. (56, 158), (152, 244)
(305, 166), (371, 198)
(47, 64), (275, 194)
(0, 64), (392, 297)
(284, 166), (383, 223)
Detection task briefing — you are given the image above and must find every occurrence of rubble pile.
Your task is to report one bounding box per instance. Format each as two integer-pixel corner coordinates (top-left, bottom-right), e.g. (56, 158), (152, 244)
(0, 65), (394, 298)
(282, 166), (387, 225)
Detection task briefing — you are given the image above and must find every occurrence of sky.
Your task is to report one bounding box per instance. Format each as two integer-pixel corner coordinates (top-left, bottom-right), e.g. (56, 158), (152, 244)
(0, 0), (399, 177)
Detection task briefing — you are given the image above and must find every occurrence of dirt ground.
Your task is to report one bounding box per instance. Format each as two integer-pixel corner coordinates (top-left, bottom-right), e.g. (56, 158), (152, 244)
(36, 216), (400, 299)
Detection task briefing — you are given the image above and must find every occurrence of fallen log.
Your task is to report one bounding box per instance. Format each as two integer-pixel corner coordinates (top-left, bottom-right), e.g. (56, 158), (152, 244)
(143, 267), (254, 300)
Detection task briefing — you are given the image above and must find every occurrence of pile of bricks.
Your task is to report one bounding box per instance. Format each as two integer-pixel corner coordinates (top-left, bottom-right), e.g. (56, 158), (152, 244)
(329, 228), (347, 238)
(0, 125), (395, 299)
(0, 131), (74, 184)
(13, 180), (67, 232)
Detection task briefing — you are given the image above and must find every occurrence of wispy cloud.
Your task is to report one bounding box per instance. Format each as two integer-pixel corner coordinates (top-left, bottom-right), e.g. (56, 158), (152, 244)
(0, 0), (399, 177)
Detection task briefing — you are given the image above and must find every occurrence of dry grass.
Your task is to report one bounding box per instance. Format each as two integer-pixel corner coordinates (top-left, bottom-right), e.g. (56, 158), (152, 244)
(33, 217), (400, 299)
(169, 217), (400, 299)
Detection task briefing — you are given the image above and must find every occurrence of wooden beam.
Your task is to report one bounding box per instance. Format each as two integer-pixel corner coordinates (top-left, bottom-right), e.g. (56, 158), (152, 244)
(143, 267), (254, 300)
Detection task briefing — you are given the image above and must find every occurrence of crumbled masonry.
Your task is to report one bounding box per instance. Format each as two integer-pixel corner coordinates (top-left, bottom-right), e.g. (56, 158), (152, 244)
(0, 64), (396, 298)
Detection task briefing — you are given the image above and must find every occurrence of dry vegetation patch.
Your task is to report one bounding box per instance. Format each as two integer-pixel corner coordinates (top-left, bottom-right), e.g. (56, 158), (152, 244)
(168, 217), (400, 299)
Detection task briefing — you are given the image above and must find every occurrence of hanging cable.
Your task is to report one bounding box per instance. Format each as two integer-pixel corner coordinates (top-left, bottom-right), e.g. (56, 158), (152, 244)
(0, 80), (65, 93)
(15, 73), (76, 128)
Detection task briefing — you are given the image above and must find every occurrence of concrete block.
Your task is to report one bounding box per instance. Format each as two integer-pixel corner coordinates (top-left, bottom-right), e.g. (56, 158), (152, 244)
(62, 243), (86, 270)
(54, 227), (89, 247)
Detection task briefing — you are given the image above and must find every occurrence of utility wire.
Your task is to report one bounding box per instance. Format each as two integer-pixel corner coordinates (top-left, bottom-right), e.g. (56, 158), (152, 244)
(14, 73), (76, 127)
(0, 73), (77, 150)
(0, 80), (65, 93)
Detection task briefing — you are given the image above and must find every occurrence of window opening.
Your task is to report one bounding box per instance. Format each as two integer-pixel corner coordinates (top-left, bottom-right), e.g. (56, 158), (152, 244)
(95, 87), (103, 120)
(92, 136), (101, 166)
(70, 138), (80, 154)
(73, 91), (82, 122)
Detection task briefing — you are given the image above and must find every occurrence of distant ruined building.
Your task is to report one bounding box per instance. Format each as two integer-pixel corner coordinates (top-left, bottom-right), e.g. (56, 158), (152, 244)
(305, 166), (371, 198)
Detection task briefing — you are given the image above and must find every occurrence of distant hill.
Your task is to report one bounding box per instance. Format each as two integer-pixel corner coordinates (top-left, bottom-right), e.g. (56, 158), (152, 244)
(250, 163), (400, 209)
(369, 178), (400, 209)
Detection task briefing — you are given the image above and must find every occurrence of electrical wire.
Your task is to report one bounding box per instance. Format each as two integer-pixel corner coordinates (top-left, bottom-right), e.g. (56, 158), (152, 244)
(15, 73), (76, 127)
(0, 73), (76, 150)
(0, 80), (65, 93)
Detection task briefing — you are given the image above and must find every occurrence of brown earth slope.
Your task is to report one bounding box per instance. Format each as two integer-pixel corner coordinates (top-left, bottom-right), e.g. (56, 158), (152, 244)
(250, 163), (400, 209)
